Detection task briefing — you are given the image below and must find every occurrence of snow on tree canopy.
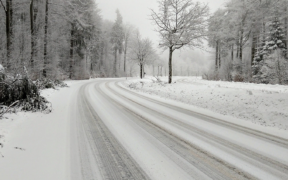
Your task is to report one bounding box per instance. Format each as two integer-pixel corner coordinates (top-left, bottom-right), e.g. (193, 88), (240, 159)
(253, 16), (286, 63)
(0, 64), (4, 73)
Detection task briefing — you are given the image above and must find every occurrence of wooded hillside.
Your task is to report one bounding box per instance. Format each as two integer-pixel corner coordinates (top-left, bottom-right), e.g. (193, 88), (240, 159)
(208, 0), (288, 84)
(0, 0), (160, 80)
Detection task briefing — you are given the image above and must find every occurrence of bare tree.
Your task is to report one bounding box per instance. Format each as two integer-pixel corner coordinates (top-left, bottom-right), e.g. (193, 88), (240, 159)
(111, 9), (124, 77)
(30, 0), (38, 69)
(0, 0), (12, 69)
(123, 23), (135, 73)
(151, 0), (209, 83)
(43, 0), (48, 77)
(131, 31), (155, 79)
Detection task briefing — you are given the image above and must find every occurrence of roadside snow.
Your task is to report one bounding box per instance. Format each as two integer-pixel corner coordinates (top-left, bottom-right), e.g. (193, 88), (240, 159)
(122, 76), (288, 130)
(0, 80), (88, 180)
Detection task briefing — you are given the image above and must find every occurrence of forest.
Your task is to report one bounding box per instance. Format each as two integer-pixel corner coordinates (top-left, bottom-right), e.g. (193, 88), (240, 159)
(208, 0), (288, 85)
(0, 0), (288, 83)
(0, 0), (161, 81)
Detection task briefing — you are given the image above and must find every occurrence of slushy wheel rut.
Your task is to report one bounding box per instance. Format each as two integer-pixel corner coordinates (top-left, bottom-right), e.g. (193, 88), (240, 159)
(96, 82), (256, 180)
(77, 84), (150, 180)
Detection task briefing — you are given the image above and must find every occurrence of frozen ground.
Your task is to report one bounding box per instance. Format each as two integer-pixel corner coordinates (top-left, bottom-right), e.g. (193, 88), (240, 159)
(122, 76), (288, 130)
(0, 80), (88, 180)
(1, 78), (287, 180)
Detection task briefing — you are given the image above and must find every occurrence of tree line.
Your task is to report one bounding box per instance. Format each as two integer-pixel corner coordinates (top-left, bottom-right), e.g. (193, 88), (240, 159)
(0, 0), (161, 80)
(2, 0), (285, 85)
(208, 0), (288, 84)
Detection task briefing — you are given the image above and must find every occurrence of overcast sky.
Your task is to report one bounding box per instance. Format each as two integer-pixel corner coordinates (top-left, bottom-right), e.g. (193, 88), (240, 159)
(96, 0), (228, 74)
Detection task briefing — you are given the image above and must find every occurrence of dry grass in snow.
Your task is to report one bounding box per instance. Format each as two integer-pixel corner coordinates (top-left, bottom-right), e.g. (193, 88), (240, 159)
(123, 76), (288, 130)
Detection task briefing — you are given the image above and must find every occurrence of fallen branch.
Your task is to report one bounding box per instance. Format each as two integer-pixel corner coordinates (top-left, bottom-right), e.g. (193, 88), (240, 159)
(152, 76), (165, 86)
(0, 100), (19, 118)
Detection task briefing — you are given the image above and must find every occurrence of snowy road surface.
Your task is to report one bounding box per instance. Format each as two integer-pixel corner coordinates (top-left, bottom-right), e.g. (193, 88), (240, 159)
(70, 79), (288, 180)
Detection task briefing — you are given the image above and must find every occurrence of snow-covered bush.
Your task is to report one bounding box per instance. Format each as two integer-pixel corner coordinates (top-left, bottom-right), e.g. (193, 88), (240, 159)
(129, 82), (137, 89)
(0, 66), (52, 117)
(35, 78), (68, 90)
(202, 59), (232, 81)
(253, 50), (288, 84)
(252, 17), (288, 84)
(218, 58), (233, 81)
(202, 71), (219, 81)
(152, 76), (166, 86)
(233, 74), (244, 82)
(0, 64), (4, 81)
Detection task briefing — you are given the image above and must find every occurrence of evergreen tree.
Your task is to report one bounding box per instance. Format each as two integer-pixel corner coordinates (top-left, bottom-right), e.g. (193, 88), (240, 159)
(110, 9), (124, 77)
(254, 16), (286, 63)
(253, 16), (288, 84)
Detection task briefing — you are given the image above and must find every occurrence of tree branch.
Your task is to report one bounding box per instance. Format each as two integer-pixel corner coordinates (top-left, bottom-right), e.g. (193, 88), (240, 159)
(0, 0), (6, 12)
(0, 100), (19, 118)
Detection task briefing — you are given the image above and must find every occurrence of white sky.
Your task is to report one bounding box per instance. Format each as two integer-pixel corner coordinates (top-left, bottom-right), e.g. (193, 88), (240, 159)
(96, 0), (228, 74)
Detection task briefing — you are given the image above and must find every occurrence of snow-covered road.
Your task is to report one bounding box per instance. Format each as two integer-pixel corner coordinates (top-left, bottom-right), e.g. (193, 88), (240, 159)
(71, 79), (288, 180)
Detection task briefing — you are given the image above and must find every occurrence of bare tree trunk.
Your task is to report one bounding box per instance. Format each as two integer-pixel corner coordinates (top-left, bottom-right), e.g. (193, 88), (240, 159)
(218, 43), (221, 68)
(90, 62), (93, 75)
(124, 42), (127, 72)
(215, 40), (219, 70)
(5, 0), (12, 69)
(143, 64), (145, 78)
(113, 48), (117, 77)
(30, 0), (36, 68)
(261, 19), (266, 60)
(251, 30), (257, 66)
(231, 44), (234, 61)
(100, 44), (104, 67)
(239, 30), (243, 62)
(238, 27), (244, 75)
(20, 12), (25, 65)
(118, 52), (121, 71)
(168, 47), (173, 83)
(236, 31), (240, 58)
(69, 23), (74, 79)
(43, 0), (48, 77)
(285, 6), (288, 58)
(140, 62), (143, 79)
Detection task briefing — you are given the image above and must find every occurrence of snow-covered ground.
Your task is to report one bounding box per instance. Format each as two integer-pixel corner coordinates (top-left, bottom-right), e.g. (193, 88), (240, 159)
(1, 77), (287, 180)
(0, 80), (88, 180)
(122, 76), (288, 130)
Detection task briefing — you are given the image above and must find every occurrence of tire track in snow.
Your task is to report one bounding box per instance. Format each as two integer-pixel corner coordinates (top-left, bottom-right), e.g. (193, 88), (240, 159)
(116, 81), (288, 148)
(72, 82), (150, 180)
(94, 81), (257, 180)
(103, 81), (288, 180)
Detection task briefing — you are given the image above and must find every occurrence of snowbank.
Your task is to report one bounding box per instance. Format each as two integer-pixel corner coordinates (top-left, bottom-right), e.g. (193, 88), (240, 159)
(0, 80), (88, 180)
(122, 76), (288, 130)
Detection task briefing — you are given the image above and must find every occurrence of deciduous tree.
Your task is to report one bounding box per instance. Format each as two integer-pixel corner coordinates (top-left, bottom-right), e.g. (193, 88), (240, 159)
(151, 0), (209, 83)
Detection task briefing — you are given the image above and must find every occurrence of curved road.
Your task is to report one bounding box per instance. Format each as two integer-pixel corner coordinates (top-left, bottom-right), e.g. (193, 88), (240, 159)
(70, 79), (288, 180)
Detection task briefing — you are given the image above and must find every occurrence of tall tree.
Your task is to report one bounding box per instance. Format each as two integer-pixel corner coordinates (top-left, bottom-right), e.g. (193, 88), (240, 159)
(66, 0), (98, 79)
(110, 9), (124, 77)
(0, 0), (13, 69)
(43, 0), (49, 77)
(208, 9), (229, 70)
(131, 31), (155, 79)
(69, 22), (74, 79)
(123, 23), (135, 73)
(30, 0), (38, 69)
(151, 0), (209, 83)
